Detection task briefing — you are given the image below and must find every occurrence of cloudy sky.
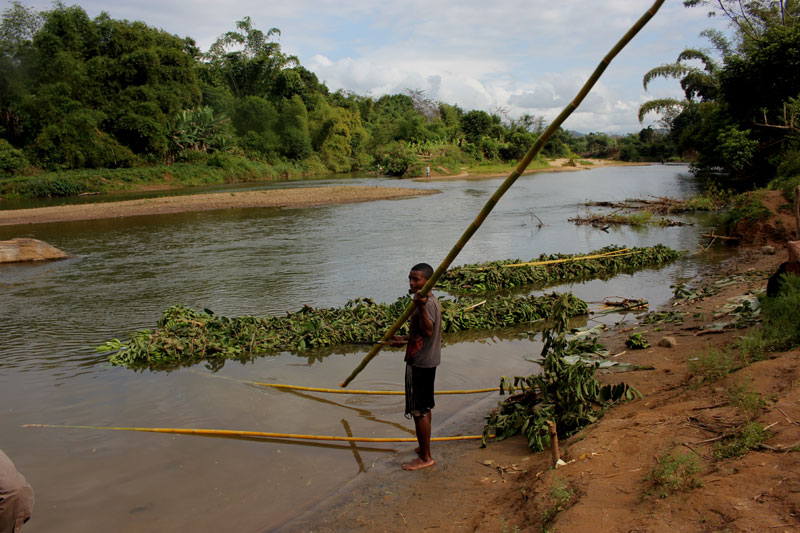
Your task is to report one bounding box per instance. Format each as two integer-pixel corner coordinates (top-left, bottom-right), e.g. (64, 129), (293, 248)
(10, 0), (730, 133)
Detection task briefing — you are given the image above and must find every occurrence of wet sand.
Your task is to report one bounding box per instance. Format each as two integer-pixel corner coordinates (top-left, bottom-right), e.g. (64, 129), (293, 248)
(0, 186), (438, 226)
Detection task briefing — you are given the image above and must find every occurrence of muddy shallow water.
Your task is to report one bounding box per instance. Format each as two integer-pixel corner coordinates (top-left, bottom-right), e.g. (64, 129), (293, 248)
(0, 165), (727, 531)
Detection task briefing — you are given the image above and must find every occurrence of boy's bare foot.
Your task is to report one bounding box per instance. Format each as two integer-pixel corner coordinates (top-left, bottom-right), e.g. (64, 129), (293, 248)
(402, 457), (435, 470)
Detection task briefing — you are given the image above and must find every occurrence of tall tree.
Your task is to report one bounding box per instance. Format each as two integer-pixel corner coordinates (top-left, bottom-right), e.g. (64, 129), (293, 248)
(204, 17), (298, 99)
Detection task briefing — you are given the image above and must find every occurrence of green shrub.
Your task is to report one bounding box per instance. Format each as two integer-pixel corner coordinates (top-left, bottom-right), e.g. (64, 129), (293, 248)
(30, 109), (138, 170)
(767, 173), (800, 201)
(736, 330), (772, 364)
(684, 195), (715, 211)
(375, 141), (418, 176)
(625, 332), (650, 349)
(175, 150), (211, 164)
(739, 275), (800, 356)
(688, 347), (735, 382)
(720, 192), (771, 230)
(541, 477), (574, 527)
(712, 421), (770, 458)
(18, 175), (88, 197)
(726, 377), (767, 419)
(776, 150), (800, 179)
(0, 139), (29, 175)
(643, 449), (703, 498)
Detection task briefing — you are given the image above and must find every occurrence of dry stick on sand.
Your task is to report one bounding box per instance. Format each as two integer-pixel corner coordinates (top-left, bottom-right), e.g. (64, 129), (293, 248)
(340, 0), (667, 387)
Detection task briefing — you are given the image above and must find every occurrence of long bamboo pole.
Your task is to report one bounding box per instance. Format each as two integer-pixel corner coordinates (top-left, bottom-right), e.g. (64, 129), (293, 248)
(252, 382), (498, 395)
(341, 0), (666, 388)
(23, 424), (485, 443)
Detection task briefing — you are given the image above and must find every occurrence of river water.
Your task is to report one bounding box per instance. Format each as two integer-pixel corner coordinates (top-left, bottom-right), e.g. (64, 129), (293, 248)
(0, 164), (724, 531)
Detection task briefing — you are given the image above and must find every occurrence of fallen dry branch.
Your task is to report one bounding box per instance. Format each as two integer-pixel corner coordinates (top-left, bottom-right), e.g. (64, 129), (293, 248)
(569, 211), (691, 228)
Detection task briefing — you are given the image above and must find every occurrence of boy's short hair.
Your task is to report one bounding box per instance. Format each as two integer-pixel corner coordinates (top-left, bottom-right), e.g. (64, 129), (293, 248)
(411, 263), (434, 280)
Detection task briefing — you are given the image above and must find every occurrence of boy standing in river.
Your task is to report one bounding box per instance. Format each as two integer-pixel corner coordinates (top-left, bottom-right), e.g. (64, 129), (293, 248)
(391, 263), (442, 470)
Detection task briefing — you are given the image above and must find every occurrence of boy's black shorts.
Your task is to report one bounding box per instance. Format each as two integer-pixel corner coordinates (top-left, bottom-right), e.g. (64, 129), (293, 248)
(405, 364), (436, 418)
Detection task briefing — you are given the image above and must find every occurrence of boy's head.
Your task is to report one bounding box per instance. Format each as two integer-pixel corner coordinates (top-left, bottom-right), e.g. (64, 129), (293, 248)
(408, 263), (434, 294)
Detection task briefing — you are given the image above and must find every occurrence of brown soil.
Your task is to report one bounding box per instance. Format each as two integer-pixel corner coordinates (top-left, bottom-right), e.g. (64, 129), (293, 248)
(421, 158), (648, 182)
(0, 186), (437, 227)
(285, 190), (800, 532)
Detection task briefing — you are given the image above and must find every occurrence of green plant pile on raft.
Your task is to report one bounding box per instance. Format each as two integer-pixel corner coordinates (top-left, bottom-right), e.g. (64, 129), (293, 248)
(99, 292), (587, 369)
(438, 244), (681, 294)
(482, 294), (640, 450)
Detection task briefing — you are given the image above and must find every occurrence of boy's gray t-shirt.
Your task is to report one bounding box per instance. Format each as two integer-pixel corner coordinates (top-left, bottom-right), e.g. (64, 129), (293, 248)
(406, 294), (442, 368)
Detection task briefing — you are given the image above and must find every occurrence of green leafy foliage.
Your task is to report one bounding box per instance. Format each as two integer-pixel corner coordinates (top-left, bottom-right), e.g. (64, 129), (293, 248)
(643, 449), (703, 499)
(738, 274), (800, 360)
(540, 477), (575, 528)
(0, 5), (687, 195)
(439, 245), (681, 294)
(726, 377), (767, 419)
(0, 138), (27, 174)
(712, 421), (771, 458)
(99, 292), (587, 370)
(688, 347), (735, 382)
(625, 332), (650, 349)
(642, 4), (800, 185)
(720, 191), (772, 229)
(482, 294), (640, 451)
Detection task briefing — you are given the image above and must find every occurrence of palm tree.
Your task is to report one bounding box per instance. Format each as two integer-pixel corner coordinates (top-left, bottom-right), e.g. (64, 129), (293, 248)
(638, 34), (725, 126)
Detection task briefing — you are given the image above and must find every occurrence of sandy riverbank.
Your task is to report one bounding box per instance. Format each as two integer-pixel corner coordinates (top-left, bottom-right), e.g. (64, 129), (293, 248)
(417, 158), (651, 182)
(284, 191), (800, 532)
(0, 186), (437, 226)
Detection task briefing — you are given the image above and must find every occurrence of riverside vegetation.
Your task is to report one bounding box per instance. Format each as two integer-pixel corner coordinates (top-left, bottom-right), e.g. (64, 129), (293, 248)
(99, 243), (679, 370)
(0, 4), (702, 201)
(438, 245), (681, 294)
(482, 294), (641, 451)
(98, 293), (587, 369)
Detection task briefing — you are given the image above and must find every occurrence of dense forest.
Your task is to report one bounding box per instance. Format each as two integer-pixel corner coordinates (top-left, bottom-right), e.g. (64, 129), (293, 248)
(639, 0), (800, 190)
(0, 1), (798, 197)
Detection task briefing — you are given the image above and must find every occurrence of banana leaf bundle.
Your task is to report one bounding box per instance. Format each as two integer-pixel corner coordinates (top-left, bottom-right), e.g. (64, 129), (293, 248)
(439, 244), (681, 294)
(99, 292), (586, 369)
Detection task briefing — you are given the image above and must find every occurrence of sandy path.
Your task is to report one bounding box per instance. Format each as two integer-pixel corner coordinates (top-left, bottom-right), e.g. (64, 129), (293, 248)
(0, 186), (437, 226)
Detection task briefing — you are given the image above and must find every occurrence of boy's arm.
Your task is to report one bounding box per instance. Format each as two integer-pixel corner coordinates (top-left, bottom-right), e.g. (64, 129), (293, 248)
(390, 334), (409, 347)
(414, 293), (434, 338)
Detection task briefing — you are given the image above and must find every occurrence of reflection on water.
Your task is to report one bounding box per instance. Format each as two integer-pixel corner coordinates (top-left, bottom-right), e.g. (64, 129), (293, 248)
(0, 164), (731, 531)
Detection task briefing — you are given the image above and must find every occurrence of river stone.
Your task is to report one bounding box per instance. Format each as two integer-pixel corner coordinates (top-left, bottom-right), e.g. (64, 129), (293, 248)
(0, 238), (70, 263)
(762, 245), (776, 255)
(658, 336), (677, 348)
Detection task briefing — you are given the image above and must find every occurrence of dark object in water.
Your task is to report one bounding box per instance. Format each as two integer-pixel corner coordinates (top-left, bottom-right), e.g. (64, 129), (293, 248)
(766, 262), (800, 297)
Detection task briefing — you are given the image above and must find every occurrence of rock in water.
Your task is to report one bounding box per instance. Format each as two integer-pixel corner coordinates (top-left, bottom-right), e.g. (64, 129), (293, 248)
(0, 238), (70, 263)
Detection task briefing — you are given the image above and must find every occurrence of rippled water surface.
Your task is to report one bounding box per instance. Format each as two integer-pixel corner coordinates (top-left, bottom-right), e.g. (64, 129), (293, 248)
(0, 165), (727, 531)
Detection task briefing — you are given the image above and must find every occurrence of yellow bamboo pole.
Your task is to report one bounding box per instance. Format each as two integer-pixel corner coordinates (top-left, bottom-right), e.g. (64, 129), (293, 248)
(502, 248), (632, 268)
(341, 0), (666, 388)
(23, 424), (487, 443)
(252, 382), (499, 395)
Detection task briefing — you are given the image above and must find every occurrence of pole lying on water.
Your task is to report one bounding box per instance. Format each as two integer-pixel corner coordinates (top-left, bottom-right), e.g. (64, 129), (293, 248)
(22, 424), (486, 443)
(341, 0), (667, 388)
(252, 382), (499, 395)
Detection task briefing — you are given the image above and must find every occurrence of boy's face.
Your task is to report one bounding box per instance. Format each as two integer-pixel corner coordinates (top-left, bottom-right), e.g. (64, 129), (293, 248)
(408, 270), (428, 294)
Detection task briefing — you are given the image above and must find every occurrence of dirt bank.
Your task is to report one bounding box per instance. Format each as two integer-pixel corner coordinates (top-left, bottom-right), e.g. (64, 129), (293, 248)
(0, 186), (437, 227)
(284, 191), (800, 532)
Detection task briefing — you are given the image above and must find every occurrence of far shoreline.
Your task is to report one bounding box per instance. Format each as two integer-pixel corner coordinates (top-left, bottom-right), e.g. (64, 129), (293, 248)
(0, 185), (438, 227)
(416, 158), (652, 182)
